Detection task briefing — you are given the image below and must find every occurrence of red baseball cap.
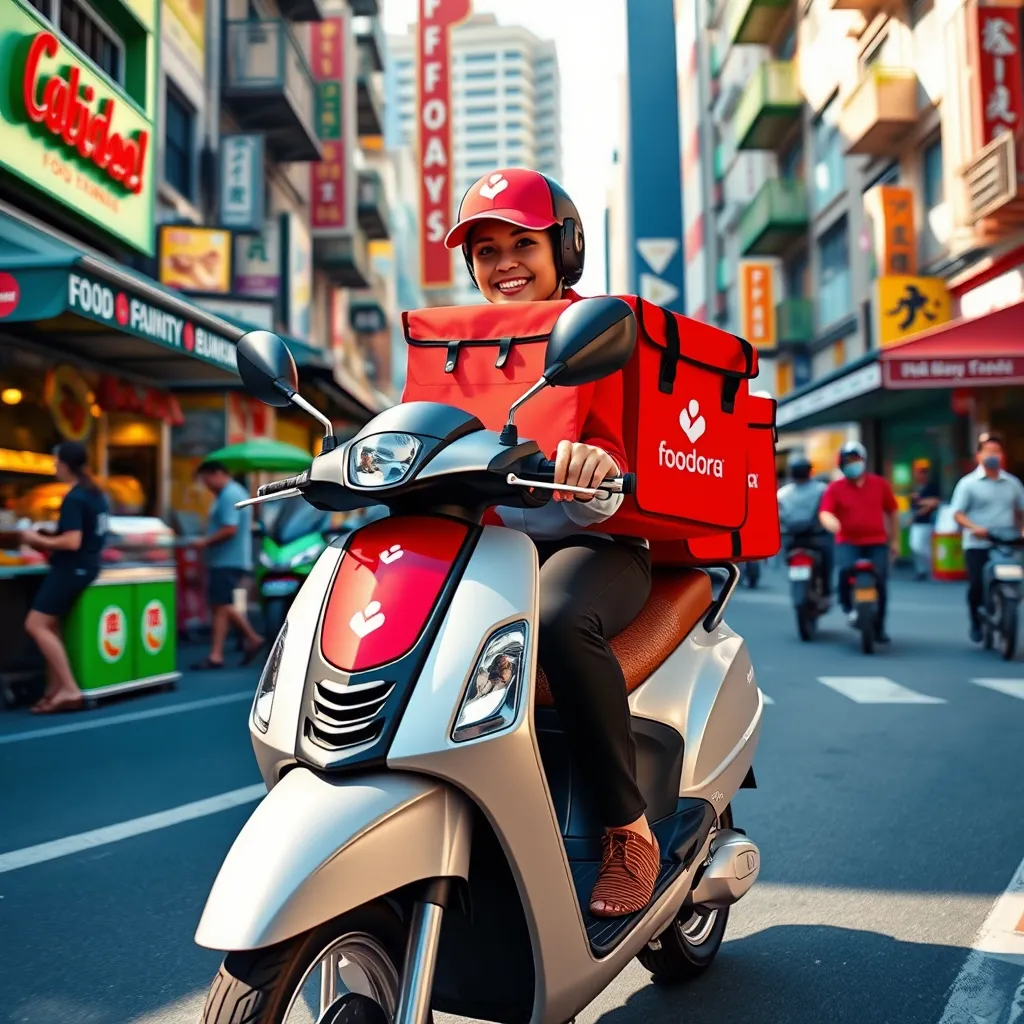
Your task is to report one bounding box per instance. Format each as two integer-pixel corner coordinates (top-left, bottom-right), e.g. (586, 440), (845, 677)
(444, 168), (560, 249)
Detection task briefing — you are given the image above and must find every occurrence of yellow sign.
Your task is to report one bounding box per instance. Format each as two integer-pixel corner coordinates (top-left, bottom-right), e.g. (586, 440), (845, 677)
(158, 226), (232, 295)
(0, 449), (57, 475)
(163, 0), (205, 76)
(876, 275), (951, 348)
(45, 365), (93, 442)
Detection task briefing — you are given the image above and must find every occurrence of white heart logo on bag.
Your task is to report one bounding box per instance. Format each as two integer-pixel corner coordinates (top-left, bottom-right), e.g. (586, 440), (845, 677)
(678, 399), (707, 443)
(479, 173), (509, 200)
(658, 398), (724, 479)
(748, 473), (759, 488)
(380, 544), (404, 565)
(350, 601), (386, 638)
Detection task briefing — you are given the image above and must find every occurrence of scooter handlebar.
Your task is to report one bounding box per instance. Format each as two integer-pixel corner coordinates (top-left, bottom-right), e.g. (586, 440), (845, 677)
(257, 472), (309, 498)
(525, 458), (636, 496)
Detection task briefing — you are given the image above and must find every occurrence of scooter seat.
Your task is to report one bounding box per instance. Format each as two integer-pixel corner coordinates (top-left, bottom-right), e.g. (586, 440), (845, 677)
(535, 568), (713, 707)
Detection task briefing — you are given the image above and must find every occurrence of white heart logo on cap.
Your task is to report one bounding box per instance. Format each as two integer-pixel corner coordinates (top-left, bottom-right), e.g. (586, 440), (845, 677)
(479, 173), (509, 200)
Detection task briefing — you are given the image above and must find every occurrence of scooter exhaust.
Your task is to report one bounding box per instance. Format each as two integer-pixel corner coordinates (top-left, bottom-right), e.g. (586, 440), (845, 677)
(689, 829), (761, 910)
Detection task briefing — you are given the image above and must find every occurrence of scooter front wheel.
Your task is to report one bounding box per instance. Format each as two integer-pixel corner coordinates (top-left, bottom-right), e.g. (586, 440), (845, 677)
(638, 807), (732, 984)
(202, 902), (407, 1024)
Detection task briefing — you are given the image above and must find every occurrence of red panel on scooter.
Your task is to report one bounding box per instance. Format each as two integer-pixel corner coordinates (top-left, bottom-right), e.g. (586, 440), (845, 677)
(320, 516), (469, 673)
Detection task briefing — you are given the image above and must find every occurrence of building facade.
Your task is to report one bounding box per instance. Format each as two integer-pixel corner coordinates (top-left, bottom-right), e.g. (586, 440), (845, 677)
(679, 0), (1024, 496)
(388, 12), (562, 304)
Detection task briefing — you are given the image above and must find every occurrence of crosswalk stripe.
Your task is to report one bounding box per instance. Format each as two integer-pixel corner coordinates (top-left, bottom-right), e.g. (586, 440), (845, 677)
(817, 676), (947, 704)
(971, 678), (1024, 701)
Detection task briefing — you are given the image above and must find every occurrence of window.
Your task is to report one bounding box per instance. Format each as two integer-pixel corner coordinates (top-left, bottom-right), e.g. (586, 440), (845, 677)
(506, 102), (524, 112)
(465, 104), (497, 115)
(466, 159), (495, 170)
(506, 85), (524, 95)
(505, 67), (524, 78)
(785, 252), (809, 298)
(464, 52), (495, 63)
(465, 140), (496, 151)
(59, 0), (122, 82)
(923, 137), (943, 209)
(817, 217), (852, 328)
(812, 96), (844, 210)
(164, 85), (195, 199)
(504, 49), (525, 60)
(465, 70), (495, 81)
(780, 139), (804, 181)
(465, 87), (496, 98)
(508, 138), (524, 150)
(922, 136), (947, 258)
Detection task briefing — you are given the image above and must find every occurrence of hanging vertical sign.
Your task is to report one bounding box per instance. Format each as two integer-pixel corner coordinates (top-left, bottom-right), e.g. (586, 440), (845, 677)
(864, 185), (917, 277)
(418, 0), (472, 289)
(973, 6), (1024, 148)
(310, 17), (350, 233)
(219, 135), (264, 232)
(738, 261), (777, 348)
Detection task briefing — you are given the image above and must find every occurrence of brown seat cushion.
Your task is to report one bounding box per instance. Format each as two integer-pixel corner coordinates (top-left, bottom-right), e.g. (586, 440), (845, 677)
(535, 568), (713, 708)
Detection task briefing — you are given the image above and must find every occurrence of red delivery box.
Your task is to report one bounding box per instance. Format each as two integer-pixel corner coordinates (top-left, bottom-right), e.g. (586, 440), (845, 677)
(402, 297), (761, 542)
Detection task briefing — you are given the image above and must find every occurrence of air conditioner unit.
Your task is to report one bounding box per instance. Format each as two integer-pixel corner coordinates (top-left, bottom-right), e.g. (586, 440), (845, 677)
(720, 200), (743, 233)
(714, 82), (743, 123)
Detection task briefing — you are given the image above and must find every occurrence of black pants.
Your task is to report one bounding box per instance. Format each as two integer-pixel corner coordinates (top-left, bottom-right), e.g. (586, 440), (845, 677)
(536, 536), (652, 829)
(965, 548), (990, 628)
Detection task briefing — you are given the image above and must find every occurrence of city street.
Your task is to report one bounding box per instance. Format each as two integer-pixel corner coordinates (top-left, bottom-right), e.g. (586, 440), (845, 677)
(2, 570), (1024, 1024)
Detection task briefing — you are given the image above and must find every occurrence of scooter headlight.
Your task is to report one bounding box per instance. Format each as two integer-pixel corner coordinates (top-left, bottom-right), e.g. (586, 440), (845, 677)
(452, 622), (527, 743)
(253, 622), (287, 733)
(349, 433), (421, 488)
(260, 550), (275, 569)
(288, 542), (323, 568)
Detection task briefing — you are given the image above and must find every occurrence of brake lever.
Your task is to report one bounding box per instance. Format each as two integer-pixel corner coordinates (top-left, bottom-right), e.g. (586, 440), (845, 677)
(505, 473), (613, 502)
(235, 488), (304, 509)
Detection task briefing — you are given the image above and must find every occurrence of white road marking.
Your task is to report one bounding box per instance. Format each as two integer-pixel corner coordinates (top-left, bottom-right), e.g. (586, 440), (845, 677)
(0, 784), (265, 874)
(936, 854), (1024, 1023)
(972, 678), (1024, 701)
(817, 676), (946, 704)
(0, 691), (253, 746)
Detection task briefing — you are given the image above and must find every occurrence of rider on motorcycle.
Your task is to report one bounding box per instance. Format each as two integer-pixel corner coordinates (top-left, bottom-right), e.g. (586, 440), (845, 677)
(778, 452), (832, 595)
(819, 441), (899, 644)
(444, 168), (658, 918)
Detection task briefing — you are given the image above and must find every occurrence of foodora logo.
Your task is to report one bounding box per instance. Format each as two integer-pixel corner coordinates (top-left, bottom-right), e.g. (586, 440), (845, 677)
(658, 399), (725, 478)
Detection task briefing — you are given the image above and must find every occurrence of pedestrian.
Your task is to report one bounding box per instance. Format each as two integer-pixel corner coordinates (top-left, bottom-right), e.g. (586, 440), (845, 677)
(949, 433), (1024, 644)
(21, 441), (109, 714)
(908, 458), (941, 581)
(190, 460), (264, 669)
(818, 441), (900, 644)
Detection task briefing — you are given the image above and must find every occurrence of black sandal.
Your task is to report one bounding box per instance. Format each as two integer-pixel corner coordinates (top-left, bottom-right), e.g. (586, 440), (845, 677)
(190, 657), (225, 671)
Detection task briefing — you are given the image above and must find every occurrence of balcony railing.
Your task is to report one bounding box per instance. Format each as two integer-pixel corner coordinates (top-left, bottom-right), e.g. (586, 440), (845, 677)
(729, 0), (791, 45)
(356, 47), (385, 137)
(355, 14), (386, 72)
(357, 169), (390, 240)
(839, 66), (917, 157)
(776, 297), (814, 345)
(739, 178), (809, 256)
(314, 227), (371, 289)
(222, 20), (320, 162)
(734, 60), (801, 151)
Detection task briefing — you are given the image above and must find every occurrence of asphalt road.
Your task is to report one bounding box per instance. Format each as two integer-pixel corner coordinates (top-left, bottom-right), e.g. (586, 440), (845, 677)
(2, 568), (1024, 1024)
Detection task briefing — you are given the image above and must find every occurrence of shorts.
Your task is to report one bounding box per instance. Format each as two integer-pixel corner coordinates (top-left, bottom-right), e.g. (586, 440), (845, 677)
(207, 567), (246, 607)
(32, 566), (98, 618)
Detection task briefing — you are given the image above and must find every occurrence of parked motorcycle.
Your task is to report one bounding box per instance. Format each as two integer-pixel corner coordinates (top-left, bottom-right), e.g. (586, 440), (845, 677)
(742, 560), (761, 588)
(195, 300), (764, 1024)
(784, 522), (831, 641)
(980, 528), (1024, 660)
(847, 557), (881, 654)
(255, 500), (334, 639)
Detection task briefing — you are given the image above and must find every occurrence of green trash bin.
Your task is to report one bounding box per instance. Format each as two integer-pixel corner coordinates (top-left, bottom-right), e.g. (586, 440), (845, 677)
(134, 577), (177, 681)
(65, 579), (136, 692)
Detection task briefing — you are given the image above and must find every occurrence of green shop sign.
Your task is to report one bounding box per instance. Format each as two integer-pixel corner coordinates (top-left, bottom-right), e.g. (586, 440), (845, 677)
(0, 1), (156, 255)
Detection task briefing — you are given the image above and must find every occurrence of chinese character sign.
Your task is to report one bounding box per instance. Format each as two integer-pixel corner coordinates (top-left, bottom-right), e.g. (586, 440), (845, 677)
(419, 0), (472, 289)
(876, 275), (951, 347)
(739, 261), (777, 349)
(310, 18), (349, 233)
(866, 185), (917, 277)
(975, 7), (1024, 148)
(219, 135), (264, 232)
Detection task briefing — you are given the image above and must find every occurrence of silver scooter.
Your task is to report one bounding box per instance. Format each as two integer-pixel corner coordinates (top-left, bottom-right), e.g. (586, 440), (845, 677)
(195, 298), (764, 1024)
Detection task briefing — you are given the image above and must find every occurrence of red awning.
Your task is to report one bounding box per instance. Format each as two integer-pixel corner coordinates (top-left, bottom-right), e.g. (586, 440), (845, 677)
(880, 300), (1024, 389)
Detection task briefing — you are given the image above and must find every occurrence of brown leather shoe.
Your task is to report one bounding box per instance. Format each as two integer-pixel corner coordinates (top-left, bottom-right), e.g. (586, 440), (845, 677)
(589, 828), (661, 918)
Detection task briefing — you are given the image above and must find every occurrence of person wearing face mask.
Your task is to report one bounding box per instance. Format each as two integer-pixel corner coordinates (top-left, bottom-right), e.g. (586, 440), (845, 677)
(949, 433), (1024, 643)
(818, 441), (900, 643)
(778, 452), (832, 595)
(440, 169), (658, 919)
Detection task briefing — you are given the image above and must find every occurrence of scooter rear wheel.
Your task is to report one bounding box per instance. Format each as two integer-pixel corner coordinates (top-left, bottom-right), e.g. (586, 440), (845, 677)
(202, 902), (407, 1024)
(999, 596), (1019, 661)
(637, 807), (733, 984)
(796, 606), (815, 642)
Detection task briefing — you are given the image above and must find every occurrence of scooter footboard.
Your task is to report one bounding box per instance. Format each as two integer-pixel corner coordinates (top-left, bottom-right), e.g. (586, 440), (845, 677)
(195, 767), (473, 952)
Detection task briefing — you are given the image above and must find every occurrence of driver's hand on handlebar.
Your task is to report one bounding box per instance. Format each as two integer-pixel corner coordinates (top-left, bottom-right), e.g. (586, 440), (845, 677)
(553, 440), (618, 502)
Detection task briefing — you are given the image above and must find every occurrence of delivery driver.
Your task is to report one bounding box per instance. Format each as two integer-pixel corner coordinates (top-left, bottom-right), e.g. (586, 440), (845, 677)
(444, 168), (657, 918)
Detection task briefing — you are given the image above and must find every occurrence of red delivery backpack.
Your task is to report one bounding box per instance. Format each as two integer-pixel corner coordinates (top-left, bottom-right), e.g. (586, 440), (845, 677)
(652, 394), (782, 564)
(402, 300), (583, 457)
(603, 297), (759, 541)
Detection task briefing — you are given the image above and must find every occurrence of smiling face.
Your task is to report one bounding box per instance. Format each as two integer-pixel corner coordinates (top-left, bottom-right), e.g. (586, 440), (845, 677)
(469, 220), (561, 303)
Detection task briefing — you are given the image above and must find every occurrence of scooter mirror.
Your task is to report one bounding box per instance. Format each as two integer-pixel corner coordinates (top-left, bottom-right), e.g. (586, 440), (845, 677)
(543, 297), (636, 388)
(237, 330), (300, 409)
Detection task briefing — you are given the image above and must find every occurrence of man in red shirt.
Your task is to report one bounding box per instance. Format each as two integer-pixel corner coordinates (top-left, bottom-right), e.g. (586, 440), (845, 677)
(818, 441), (900, 643)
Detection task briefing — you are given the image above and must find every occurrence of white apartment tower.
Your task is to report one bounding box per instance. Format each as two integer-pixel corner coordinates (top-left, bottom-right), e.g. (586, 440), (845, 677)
(389, 15), (563, 297)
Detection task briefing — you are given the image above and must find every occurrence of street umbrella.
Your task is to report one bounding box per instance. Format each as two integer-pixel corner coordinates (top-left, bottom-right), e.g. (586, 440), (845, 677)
(204, 438), (314, 475)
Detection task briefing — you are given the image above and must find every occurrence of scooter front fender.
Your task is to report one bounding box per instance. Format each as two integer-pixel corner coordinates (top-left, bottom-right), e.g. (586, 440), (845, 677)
(195, 767), (473, 952)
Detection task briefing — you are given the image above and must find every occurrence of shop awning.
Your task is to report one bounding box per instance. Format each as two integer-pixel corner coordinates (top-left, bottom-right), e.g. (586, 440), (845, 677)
(880, 300), (1024, 389)
(0, 209), (242, 386)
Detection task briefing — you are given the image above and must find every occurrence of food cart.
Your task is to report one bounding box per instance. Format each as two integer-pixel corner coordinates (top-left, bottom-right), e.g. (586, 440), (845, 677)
(0, 516), (180, 708)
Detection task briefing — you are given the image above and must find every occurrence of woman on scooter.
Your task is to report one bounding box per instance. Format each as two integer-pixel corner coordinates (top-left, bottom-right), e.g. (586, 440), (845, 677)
(444, 168), (657, 918)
